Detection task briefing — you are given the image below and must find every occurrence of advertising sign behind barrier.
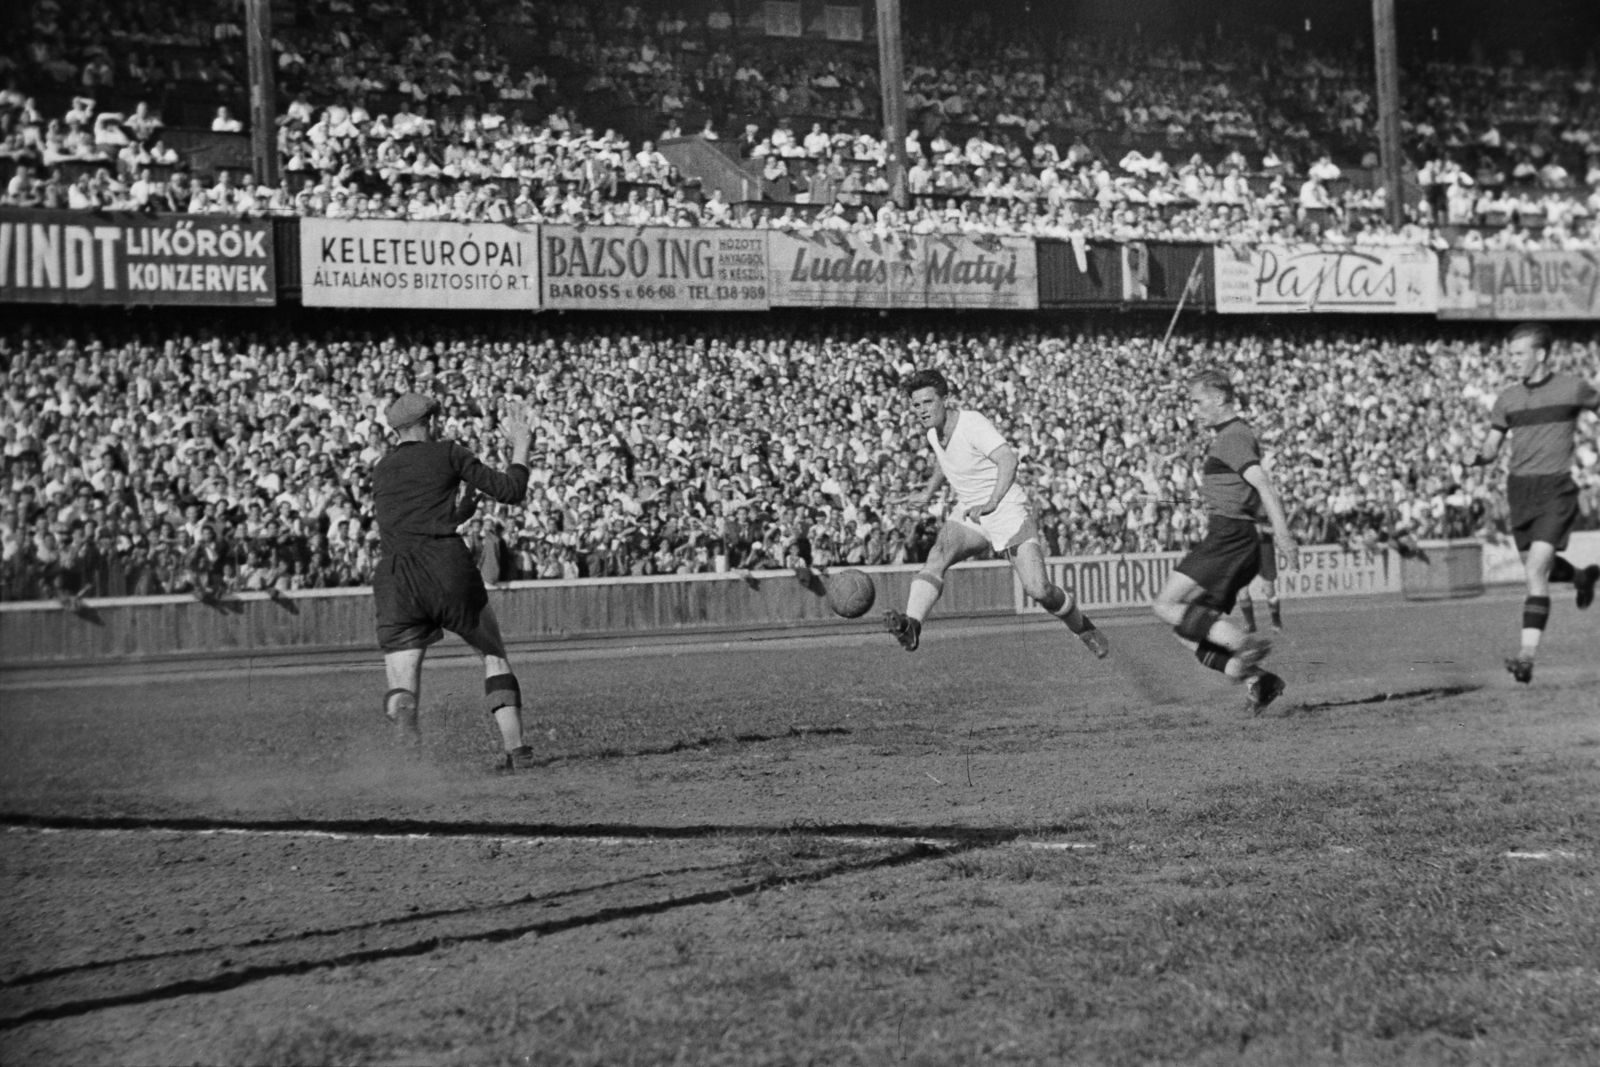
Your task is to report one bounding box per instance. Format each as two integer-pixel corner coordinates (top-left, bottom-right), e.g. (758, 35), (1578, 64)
(1438, 249), (1600, 320)
(769, 230), (1037, 309)
(1274, 544), (1401, 598)
(0, 208), (275, 305)
(299, 218), (539, 308)
(768, 229), (913, 308)
(922, 232), (1037, 309)
(1015, 544), (1401, 612)
(1213, 244), (1437, 313)
(540, 225), (769, 310)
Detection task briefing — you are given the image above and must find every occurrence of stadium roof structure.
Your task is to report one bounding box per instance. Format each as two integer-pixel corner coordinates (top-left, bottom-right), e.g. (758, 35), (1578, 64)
(901, 0), (1599, 64)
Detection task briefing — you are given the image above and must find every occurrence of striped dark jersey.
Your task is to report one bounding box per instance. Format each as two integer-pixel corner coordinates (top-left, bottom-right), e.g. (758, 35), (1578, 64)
(1490, 373), (1600, 478)
(1201, 418), (1264, 521)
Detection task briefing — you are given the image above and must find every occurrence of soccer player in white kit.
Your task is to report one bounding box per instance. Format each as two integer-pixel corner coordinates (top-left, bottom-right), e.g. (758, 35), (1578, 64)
(883, 369), (1110, 658)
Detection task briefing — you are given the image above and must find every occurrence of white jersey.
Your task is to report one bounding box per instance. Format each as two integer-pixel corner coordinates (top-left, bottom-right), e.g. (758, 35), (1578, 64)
(928, 410), (1027, 511)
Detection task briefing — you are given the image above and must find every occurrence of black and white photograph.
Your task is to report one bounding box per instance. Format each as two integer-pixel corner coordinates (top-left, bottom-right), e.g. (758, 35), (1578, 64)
(1, 0), (1598, 1062)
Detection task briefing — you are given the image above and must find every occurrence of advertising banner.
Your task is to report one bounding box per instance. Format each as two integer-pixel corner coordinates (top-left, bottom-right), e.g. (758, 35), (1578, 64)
(1273, 544), (1401, 599)
(0, 208), (274, 306)
(540, 225), (769, 311)
(1015, 544), (1401, 612)
(299, 218), (538, 308)
(1213, 245), (1437, 313)
(769, 229), (1037, 309)
(922, 232), (1038, 309)
(1438, 249), (1600, 320)
(768, 229), (910, 308)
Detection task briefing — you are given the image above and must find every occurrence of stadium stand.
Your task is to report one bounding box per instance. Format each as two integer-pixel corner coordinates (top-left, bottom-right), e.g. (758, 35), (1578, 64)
(3, 4), (1598, 600)
(3, 2), (1596, 241)
(3, 313), (1596, 601)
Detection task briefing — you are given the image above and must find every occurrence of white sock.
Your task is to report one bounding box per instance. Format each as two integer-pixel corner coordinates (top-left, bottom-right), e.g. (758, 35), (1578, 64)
(493, 706), (525, 751)
(906, 576), (942, 622)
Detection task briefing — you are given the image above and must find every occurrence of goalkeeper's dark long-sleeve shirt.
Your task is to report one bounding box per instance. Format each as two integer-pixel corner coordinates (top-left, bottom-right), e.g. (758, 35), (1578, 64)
(372, 440), (529, 554)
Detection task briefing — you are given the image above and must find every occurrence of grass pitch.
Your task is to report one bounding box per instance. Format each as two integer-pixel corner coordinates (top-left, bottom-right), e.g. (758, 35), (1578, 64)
(1, 593), (1597, 1065)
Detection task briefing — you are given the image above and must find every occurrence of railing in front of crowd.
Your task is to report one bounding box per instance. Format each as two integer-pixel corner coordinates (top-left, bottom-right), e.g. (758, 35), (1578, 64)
(0, 543), (1423, 669)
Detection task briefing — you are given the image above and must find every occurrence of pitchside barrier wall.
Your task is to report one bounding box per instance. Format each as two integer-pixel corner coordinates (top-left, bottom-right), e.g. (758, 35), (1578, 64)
(0, 544), (1401, 669)
(8, 210), (1600, 319)
(1478, 529), (1600, 585)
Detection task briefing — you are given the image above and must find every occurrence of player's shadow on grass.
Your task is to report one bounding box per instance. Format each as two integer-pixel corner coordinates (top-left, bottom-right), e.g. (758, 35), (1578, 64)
(1288, 684), (1482, 716)
(0, 859), (753, 992)
(0, 833), (967, 1031)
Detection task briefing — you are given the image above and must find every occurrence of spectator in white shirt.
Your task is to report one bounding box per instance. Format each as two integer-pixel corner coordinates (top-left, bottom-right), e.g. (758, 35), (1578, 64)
(635, 140), (670, 176)
(212, 107), (243, 133)
(1308, 154), (1341, 182)
(702, 189), (731, 224)
(126, 102), (162, 142)
(803, 123), (831, 158)
(1298, 176), (1332, 211)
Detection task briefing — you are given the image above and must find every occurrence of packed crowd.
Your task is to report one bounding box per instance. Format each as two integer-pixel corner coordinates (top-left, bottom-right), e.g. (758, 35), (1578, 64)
(11, 91), (1588, 248)
(3, 313), (1596, 603)
(6, 103), (1594, 249)
(5, 0), (1598, 243)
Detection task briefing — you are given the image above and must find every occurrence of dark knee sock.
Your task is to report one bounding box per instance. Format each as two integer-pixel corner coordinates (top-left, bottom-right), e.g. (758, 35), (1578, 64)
(485, 673), (521, 713)
(1175, 604), (1221, 644)
(1522, 596), (1551, 632)
(1549, 557), (1576, 584)
(1240, 602), (1257, 632)
(1195, 641), (1231, 674)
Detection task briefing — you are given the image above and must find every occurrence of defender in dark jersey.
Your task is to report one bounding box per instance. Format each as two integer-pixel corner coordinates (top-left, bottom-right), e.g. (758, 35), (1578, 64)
(1152, 370), (1300, 714)
(1471, 323), (1600, 684)
(374, 392), (539, 770)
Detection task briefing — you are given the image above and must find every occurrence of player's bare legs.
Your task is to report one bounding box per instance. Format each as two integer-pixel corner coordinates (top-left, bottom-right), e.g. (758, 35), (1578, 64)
(1010, 540), (1109, 657)
(1237, 578), (1281, 633)
(1508, 541), (1557, 682)
(383, 647), (426, 745)
(458, 603), (531, 757)
(1261, 577), (1281, 630)
(885, 522), (987, 651)
(1237, 584), (1255, 632)
(1153, 572), (1272, 679)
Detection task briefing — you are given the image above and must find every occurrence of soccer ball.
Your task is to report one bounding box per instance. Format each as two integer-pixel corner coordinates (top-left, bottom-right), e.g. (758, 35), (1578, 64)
(825, 569), (876, 619)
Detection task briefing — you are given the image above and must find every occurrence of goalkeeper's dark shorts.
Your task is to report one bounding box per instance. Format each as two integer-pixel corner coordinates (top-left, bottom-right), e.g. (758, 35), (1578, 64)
(373, 537), (488, 652)
(1176, 516), (1261, 615)
(1507, 474), (1580, 553)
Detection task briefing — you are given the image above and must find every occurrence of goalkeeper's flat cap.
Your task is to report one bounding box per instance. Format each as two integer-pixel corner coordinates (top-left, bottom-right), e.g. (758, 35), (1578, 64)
(386, 392), (440, 430)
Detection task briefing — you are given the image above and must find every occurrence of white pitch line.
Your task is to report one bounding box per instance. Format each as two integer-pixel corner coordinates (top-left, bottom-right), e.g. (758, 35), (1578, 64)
(6, 824), (961, 851)
(1504, 849), (1579, 861)
(1017, 841), (1098, 851)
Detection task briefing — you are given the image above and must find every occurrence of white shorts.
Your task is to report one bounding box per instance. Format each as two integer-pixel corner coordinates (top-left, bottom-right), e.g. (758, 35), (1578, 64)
(951, 497), (1038, 554)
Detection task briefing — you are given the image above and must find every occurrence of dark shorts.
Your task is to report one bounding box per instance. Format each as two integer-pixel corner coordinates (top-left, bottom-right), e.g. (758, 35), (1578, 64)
(1177, 516), (1261, 614)
(1257, 531), (1278, 583)
(373, 538), (489, 652)
(1507, 474), (1580, 553)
